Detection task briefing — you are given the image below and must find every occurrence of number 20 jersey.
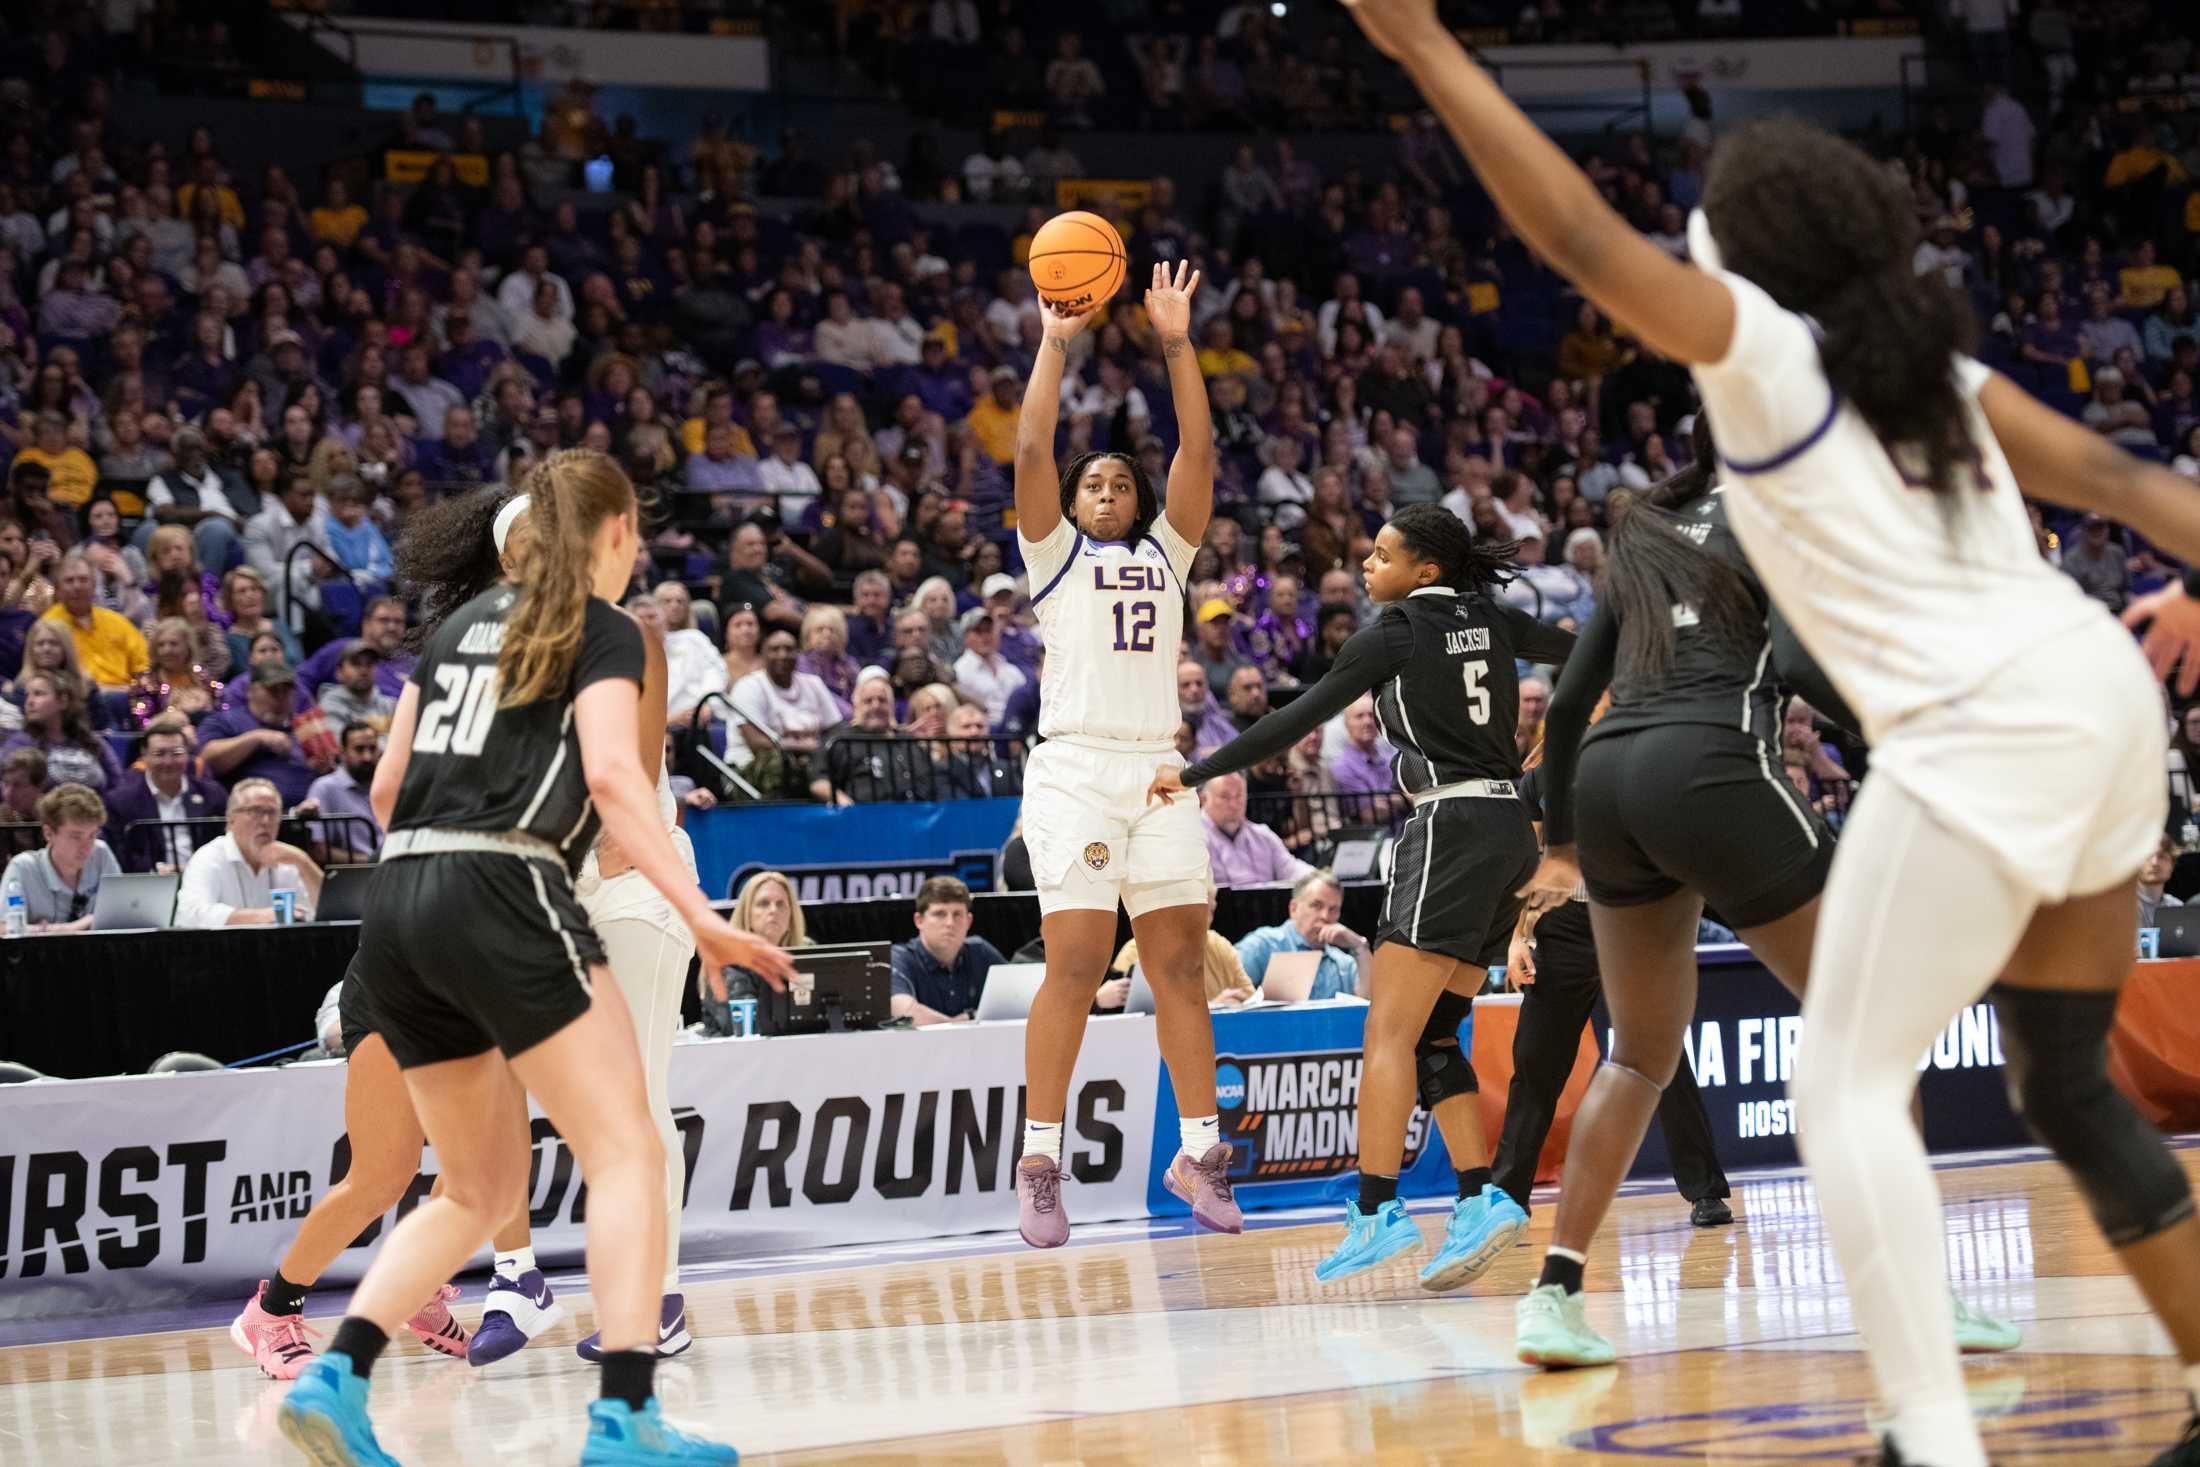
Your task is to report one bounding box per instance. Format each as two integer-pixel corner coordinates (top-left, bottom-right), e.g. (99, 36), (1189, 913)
(388, 587), (646, 874)
(1019, 515), (1196, 749)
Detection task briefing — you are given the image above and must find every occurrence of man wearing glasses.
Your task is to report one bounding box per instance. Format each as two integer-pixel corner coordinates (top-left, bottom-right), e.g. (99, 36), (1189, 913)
(176, 776), (325, 928)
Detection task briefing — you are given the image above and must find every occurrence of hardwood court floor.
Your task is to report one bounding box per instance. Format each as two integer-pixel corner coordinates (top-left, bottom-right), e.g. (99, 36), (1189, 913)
(0, 1150), (2189, 1465)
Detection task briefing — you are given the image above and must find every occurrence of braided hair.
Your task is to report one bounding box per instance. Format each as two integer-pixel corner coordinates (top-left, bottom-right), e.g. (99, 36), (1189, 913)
(1384, 502), (1519, 594)
(1059, 450), (1159, 546)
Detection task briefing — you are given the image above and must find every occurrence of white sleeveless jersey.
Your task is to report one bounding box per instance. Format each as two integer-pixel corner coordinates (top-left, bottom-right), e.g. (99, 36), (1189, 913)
(576, 761), (695, 928)
(1689, 267), (2108, 746)
(1018, 514), (1197, 749)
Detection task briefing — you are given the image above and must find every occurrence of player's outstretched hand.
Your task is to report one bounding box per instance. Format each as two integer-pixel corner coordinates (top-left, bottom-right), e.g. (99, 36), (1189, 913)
(1340, 0), (1447, 61)
(1146, 766), (1187, 805)
(2123, 584), (2200, 696)
(1144, 260), (1202, 339)
(1040, 298), (1095, 341)
(692, 913), (798, 996)
(1517, 845), (1581, 914)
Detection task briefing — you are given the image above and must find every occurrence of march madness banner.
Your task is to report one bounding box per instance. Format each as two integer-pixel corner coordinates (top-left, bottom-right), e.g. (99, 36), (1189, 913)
(0, 1021), (1158, 1322)
(684, 797), (1020, 901)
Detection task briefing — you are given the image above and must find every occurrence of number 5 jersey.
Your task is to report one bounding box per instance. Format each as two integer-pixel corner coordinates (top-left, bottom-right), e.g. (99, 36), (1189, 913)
(388, 586), (646, 873)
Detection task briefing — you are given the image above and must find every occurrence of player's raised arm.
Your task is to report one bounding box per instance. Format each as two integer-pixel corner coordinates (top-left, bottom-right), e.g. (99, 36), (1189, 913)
(1015, 303), (1092, 544)
(1339, 0), (1733, 367)
(1147, 261), (1214, 545)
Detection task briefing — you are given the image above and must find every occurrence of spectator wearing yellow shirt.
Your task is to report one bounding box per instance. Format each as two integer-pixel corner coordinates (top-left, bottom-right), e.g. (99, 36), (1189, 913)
(15, 412), (97, 508)
(1196, 318), (1258, 379)
(681, 383), (758, 457)
(967, 367), (1022, 465)
(308, 178), (367, 249)
(42, 551), (149, 693)
(177, 159), (246, 232)
(2119, 238), (2185, 311)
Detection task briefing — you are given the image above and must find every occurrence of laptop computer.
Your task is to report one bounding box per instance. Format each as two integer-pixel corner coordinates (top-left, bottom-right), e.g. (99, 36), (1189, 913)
(974, 962), (1047, 1021)
(92, 871), (179, 932)
(1259, 949), (1324, 1004)
(2157, 904), (2200, 957)
(314, 865), (378, 923)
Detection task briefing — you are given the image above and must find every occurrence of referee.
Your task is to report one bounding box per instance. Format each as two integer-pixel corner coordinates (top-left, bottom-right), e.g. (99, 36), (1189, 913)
(1490, 765), (1732, 1225)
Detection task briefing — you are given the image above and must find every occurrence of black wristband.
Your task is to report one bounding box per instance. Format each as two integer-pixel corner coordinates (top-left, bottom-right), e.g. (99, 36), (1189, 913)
(2183, 565), (2200, 597)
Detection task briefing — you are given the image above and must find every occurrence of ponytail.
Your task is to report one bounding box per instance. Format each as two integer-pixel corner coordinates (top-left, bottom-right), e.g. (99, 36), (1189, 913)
(498, 449), (635, 708)
(1385, 503), (1519, 595)
(1603, 420), (1761, 697)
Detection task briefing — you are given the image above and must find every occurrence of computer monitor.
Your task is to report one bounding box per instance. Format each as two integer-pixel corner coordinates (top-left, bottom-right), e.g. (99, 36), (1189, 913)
(756, 948), (892, 1034)
(314, 865), (378, 923)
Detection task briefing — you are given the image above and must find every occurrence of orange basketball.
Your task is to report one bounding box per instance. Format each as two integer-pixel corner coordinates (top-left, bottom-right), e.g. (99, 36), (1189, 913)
(1027, 211), (1127, 312)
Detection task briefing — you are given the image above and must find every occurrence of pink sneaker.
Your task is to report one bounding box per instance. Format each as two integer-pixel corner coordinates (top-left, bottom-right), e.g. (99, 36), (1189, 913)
(1016, 1154), (1069, 1248)
(406, 1282), (468, 1358)
(230, 1281), (319, 1381)
(1164, 1144), (1244, 1233)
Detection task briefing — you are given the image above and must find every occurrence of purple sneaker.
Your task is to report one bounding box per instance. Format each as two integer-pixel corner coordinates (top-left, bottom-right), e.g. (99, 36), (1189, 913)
(467, 1267), (563, 1367)
(576, 1293), (691, 1361)
(1164, 1143), (1244, 1233)
(1016, 1154), (1069, 1248)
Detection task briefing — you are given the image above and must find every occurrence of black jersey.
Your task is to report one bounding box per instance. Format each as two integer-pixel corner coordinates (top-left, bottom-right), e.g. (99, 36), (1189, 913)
(1181, 586), (1576, 794)
(389, 588), (646, 873)
(1539, 490), (1853, 846)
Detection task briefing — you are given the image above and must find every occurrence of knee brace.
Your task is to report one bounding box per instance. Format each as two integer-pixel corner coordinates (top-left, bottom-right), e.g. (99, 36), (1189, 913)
(1995, 983), (2196, 1248)
(1417, 991), (1479, 1109)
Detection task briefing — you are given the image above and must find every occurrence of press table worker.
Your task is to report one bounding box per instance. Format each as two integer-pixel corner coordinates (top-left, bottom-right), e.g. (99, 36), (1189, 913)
(1491, 763), (1734, 1227)
(888, 875), (1005, 1025)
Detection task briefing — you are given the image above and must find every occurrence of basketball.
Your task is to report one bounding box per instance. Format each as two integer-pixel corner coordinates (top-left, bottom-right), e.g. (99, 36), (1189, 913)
(1027, 210), (1127, 312)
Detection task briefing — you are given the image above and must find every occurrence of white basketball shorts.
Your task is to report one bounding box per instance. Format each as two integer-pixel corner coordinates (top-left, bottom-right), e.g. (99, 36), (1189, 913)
(1021, 738), (1210, 918)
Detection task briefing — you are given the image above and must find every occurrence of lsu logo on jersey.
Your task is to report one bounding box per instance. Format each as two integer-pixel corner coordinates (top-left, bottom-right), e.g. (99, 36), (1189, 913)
(1083, 842), (1110, 871)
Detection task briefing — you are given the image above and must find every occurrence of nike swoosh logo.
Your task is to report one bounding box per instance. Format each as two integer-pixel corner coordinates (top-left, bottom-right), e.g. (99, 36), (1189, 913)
(659, 1317), (682, 1343)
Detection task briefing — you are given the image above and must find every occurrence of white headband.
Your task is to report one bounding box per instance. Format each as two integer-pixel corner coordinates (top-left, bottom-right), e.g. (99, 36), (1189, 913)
(1686, 208), (1724, 275)
(491, 494), (531, 557)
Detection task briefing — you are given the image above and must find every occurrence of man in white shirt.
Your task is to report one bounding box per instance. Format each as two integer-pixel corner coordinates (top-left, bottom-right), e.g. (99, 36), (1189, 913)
(1382, 286), (1442, 362)
(244, 471), (337, 615)
(645, 582), (729, 726)
(757, 423), (824, 519)
(868, 282), (926, 367)
(1257, 435), (1315, 531)
(951, 607), (1028, 725)
(143, 426), (244, 569)
(176, 777), (325, 927)
(1911, 215), (1971, 289)
(495, 243), (573, 323)
(729, 627), (842, 765)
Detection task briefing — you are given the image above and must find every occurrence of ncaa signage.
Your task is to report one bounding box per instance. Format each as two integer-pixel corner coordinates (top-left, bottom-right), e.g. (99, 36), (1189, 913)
(725, 850), (998, 904)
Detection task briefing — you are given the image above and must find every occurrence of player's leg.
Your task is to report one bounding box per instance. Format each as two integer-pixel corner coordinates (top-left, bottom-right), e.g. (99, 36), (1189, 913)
(1993, 877), (2200, 1455)
(470, 1076), (565, 1368)
(1419, 959), (1533, 1292)
(575, 913), (696, 1360)
(1315, 942), (1457, 1281)
(1017, 905), (1116, 1248)
(1133, 892), (1240, 1233)
(1786, 780), (2034, 1467)
(238, 1033), (427, 1380)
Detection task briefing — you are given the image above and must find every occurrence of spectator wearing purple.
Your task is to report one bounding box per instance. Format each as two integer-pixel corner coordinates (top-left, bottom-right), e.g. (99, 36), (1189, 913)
(2021, 291), (2082, 369)
(414, 404), (497, 488)
(102, 711), (226, 871)
(1328, 695), (1397, 821)
(912, 331), (973, 420)
(981, 574), (1040, 671)
(1241, 573), (1312, 681)
(2076, 283), (2142, 364)
(296, 596), (412, 699)
(198, 659), (321, 807)
(391, 342), (463, 440)
(685, 419), (764, 494)
(302, 719), (382, 858)
(1178, 660), (1239, 760)
(1201, 772), (1314, 888)
(0, 670), (121, 794)
(846, 570), (895, 667)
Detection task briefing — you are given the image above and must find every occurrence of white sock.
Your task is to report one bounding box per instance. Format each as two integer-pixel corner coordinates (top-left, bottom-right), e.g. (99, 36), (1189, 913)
(1545, 1246), (1587, 1265)
(1179, 1115), (1220, 1157)
(1889, 1402), (1989, 1467)
(494, 1246), (536, 1277)
(1021, 1120), (1063, 1165)
(2185, 1360), (2200, 1414)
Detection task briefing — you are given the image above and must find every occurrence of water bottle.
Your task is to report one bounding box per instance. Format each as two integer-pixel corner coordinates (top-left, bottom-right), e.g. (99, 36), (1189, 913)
(3, 888), (23, 939)
(271, 864), (301, 927)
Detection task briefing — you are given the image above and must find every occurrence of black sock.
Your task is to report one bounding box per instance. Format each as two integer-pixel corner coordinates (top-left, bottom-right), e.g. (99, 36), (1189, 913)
(262, 1268), (309, 1318)
(1358, 1172), (1399, 1212)
(329, 1317), (388, 1378)
(1538, 1253), (1586, 1296)
(600, 1348), (658, 1411)
(1456, 1166), (1492, 1200)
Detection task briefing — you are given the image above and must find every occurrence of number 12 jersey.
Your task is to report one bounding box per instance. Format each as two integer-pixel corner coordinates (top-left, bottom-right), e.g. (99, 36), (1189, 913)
(389, 587), (646, 873)
(1020, 515), (1197, 749)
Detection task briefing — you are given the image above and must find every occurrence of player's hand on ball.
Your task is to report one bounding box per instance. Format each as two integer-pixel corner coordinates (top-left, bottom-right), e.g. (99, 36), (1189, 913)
(1144, 260), (1200, 339)
(1146, 766), (1186, 805)
(1517, 845), (1581, 913)
(694, 914), (797, 993)
(2123, 584), (2200, 696)
(1340, 0), (1448, 61)
(1040, 299), (1095, 341)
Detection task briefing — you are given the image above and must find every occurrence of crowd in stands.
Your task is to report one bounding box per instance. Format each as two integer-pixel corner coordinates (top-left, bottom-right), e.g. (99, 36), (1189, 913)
(0, 0), (2195, 936)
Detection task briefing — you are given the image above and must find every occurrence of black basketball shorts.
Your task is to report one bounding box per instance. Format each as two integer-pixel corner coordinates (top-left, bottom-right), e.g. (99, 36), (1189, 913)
(1379, 795), (1540, 968)
(337, 954), (377, 1058)
(1574, 722), (1834, 931)
(354, 851), (607, 1070)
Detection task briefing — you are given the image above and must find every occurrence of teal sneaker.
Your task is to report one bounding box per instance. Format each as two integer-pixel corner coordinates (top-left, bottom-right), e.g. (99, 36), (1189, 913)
(1313, 1199), (1423, 1282)
(1952, 1290), (2021, 1353)
(1418, 1185), (1530, 1293)
(581, 1398), (740, 1465)
(277, 1352), (401, 1467)
(1515, 1282), (1617, 1369)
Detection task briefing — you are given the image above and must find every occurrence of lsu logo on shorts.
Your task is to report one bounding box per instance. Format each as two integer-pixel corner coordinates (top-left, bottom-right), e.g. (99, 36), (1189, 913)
(1083, 841), (1110, 871)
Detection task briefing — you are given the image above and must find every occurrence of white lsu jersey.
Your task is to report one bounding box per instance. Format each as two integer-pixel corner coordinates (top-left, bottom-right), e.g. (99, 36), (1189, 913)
(1689, 266), (2108, 747)
(1018, 513), (1197, 749)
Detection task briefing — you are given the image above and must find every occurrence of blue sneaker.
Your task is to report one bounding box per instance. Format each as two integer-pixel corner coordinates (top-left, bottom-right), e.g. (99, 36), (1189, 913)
(468, 1267), (563, 1367)
(1313, 1199), (1423, 1282)
(1418, 1185), (1530, 1293)
(578, 1294), (692, 1361)
(580, 1398), (738, 1464)
(276, 1352), (400, 1467)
